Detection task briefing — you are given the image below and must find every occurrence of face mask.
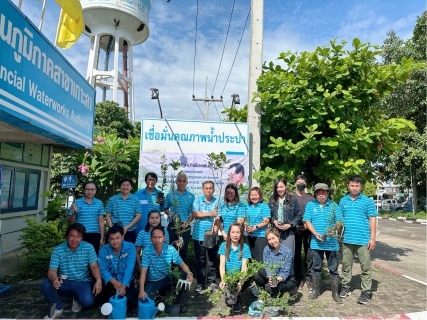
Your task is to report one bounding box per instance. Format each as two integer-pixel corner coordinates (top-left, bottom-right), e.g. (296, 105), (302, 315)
(296, 183), (306, 191)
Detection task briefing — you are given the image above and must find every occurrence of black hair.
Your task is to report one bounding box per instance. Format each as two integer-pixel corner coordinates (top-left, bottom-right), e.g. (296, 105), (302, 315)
(294, 175), (307, 183)
(272, 179), (292, 205)
(202, 180), (215, 188)
(83, 181), (97, 190)
(151, 225), (165, 236)
(144, 210), (162, 232)
(247, 186), (263, 204)
(119, 177), (134, 187)
(107, 225), (124, 239)
(145, 172), (158, 182)
(348, 176), (363, 184)
(229, 163), (245, 176)
(65, 223), (86, 238)
(224, 183), (240, 204)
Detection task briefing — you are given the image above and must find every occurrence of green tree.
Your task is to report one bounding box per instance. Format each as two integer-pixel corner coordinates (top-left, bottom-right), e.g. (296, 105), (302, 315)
(362, 181), (377, 198)
(94, 101), (135, 138)
(249, 38), (420, 188)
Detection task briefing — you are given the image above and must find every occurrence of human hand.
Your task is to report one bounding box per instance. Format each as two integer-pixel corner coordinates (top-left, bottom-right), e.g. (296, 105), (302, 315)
(219, 281), (226, 289)
(221, 231), (227, 240)
(139, 290), (147, 300)
(93, 279), (102, 296)
(118, 284), (127, 296)
(367, 239), (376, 251)
(71, 204), (78, 215)
(99, 238), (104, 248)
(211, 209), (218, 217)
(53, 277), (62, 290)
(246, 226), (256, 233)
(159, 197), (165, 205)
(315, 233), (324, 242)
(123, 225), (130, 234)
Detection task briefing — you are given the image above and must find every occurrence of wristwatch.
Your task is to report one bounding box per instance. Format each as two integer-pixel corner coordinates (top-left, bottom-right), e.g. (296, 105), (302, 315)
(255, 225), (259, 229)
(187, 272), (193, 276)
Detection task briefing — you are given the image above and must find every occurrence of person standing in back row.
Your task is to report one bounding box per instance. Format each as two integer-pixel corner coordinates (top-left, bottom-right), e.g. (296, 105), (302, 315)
(339, 176), (377, 305)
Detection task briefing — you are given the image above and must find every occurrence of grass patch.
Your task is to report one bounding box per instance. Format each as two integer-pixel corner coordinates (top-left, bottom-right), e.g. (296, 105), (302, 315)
(379, 211), (426, 219)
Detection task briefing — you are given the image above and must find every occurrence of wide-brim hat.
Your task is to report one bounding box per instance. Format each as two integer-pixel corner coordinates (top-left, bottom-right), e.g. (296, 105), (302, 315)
(313, 183), (334, 194)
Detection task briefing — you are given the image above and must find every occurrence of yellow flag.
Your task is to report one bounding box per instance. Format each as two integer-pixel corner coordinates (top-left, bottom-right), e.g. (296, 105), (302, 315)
(54, 0), (82, 20)
(56, 9), (84, 49)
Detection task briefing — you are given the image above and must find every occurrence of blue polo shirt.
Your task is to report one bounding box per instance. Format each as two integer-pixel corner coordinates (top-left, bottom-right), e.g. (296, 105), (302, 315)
(218, 242), (251, 273)
(339, 193), (377, 246)
(304, 199), (343, 251)
(135, 229), (170, 250)
(163, 189), (195, 222)
(263, 243), (294, 279)
(49, 241), (98, 281)
(219, 200), (246, 234)
(141, 243), (183, 282)
(68, 197), (104, 233)
(106, 193), (142, 231)
(245, 202), (271, 237)
(192, 195), (219, 241)
(134, 188), (164, 232)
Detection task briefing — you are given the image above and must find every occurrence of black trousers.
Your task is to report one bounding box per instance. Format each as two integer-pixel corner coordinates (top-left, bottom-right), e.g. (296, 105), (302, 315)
(193, 240), (218, 286)
(167, 224), (192, 263)
(84, 233), (101, 255)
(246, 236), (267, 262)
(294, 229), (312, 283)
(253, 268), (295, 297)
(124, 230), (137, 244)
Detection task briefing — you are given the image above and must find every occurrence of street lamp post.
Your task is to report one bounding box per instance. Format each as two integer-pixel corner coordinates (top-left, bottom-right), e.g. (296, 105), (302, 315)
(150, 88), (163, 119)
(229, 93), (240, 121)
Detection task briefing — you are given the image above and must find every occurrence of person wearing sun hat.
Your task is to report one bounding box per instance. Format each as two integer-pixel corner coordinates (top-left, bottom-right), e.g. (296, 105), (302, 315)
(303, 183), (343, 304)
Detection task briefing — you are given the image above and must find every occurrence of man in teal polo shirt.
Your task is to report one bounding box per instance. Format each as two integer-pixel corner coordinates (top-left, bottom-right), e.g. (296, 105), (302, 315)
(41, 223), (102, 319)
(339, 176), (377, 304)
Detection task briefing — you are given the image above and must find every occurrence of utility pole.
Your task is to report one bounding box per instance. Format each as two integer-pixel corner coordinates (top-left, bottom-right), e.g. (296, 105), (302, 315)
(247, 0), (263, 187)
(192, 77), (223, 120)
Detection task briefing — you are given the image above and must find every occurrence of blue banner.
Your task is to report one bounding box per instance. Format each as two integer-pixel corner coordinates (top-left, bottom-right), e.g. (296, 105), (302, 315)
(0, 0), (95, 149)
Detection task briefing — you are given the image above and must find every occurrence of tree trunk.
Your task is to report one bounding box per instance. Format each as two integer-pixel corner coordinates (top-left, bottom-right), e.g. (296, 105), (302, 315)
(412, 171), (418, 214)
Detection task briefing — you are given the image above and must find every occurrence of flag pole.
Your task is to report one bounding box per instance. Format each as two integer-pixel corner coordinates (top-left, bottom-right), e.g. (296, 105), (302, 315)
(54, 9), (62, 47)
(38, 0), (48, 31)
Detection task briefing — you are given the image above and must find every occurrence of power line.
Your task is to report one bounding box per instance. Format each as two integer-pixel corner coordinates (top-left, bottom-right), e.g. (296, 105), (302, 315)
(220, 6), (251, 97)
(192, 0), (199, 97)
(207, 0), (223, 78)
(211, 0), (236, 97)
(213, 102), (222, 121)
(194, 100), (205, 119)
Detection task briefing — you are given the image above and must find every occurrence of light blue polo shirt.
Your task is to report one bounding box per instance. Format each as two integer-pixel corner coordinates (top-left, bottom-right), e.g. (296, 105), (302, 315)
(192, 195), (219, 241)
(68, 197), (104, 233)
(134, 188), (164, 232)
(245, 202), (271, 237)
(339, 194), (377, 246)
(135, 229), (170, 250)
(141, 243), (183, 282)
(218, 242), (251, 273)
(219, 200), (246, 234)
(163, 189), (195, 222)
(49, 241), (98, 281)
(106, 193), (142, 231)
(304, 199), (343, 251)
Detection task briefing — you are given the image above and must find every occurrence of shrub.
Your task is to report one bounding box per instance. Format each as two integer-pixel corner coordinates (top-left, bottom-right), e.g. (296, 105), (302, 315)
(17, 217), (64, 280)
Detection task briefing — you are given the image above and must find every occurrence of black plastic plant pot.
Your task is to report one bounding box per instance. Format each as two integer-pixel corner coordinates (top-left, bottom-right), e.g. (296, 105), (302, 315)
(156, 192), (165, 204)
(225, 290), (239, 306)
(271, 277), (278, 287)
(321, 234), (327, 241)
(165, 303), (180, 317)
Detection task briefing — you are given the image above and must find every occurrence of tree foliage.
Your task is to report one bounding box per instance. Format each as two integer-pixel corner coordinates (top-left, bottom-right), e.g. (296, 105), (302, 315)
(251, 38), (420, 186)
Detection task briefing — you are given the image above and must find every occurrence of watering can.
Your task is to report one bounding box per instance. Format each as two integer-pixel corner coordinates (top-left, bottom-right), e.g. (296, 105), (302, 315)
(138, 296), (165, 319)
(101, 292), (127, 319)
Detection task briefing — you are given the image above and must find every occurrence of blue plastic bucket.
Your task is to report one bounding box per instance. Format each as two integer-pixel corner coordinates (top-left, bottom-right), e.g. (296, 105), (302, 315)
(109, 292), (127, 319)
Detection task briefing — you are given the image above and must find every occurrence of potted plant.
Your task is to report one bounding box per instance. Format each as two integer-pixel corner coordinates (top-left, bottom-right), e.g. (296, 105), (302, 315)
(320, 204), (344, 242)
(156, 155), (168, 204)
(257, 288), (293, 317)
(265, 260), (285, 287)
(162, 266), (182, 317)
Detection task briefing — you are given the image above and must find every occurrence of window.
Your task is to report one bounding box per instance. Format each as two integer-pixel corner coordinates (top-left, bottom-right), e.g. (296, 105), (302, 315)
(0, 165), (41, 213)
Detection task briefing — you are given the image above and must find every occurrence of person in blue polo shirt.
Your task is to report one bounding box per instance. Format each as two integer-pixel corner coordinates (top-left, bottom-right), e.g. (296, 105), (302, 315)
(218, 222), (252, 313)
(99, 224), (137, 307)
(139, 226), (194, 314)
(339, 176), (377, 305)
(106, 177), (142, 244)
(192, 180), (221, 292)
(41, 223), (102, 319)
(163, 172), (195, 263)
(304, 183), (343, 303)
(134, 172), (165, 232)
(68, 181), (105, 255)
(218, 184), (245, 240)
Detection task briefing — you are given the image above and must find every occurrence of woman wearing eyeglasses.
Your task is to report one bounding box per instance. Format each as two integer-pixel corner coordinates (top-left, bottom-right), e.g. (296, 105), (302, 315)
(68, 181), (105, 254)
(218, 184), (246, 240)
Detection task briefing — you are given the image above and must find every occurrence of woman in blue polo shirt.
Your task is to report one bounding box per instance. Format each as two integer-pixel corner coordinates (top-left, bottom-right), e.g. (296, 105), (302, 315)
(240, 187), (271, 262)
(218, 222), (252, 313)
(219, 184), (245, 240)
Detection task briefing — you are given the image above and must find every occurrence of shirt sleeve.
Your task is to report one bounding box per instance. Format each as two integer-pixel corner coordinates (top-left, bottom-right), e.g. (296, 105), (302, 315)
(192, 197), (200, 212)
(290, 197), (301, 227)
(122, 244), (136, 287)
(367, 198), (378, 217)
(163, 193), (172, 210)
(278, 250), (293, 280)
(105, 197), (114, 213)
(141, 249), (150, 268)
(242, 244), (252, 259)
(261, 202), (271, 219)
(87, 244), (98, 265)
(218, 242), (226, 256)
(97, 200), (105, 216)
(171, 247), (183, 265)
(135, 230), (144, 247)
(133, 196), (142, 214)
(98, 247), (113, 284)
(334, 203), (344, 223)
(49, 246), (60, 269)
(263, 247), (272, 277)
(303, 202), (314, 222)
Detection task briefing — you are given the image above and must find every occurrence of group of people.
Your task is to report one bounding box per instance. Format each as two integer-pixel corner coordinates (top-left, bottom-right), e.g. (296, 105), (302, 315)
(41, 172), (377, 318)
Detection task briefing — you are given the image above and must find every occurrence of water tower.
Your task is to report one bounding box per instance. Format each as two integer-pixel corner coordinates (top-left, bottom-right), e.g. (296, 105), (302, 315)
(81, 0), (151, 122)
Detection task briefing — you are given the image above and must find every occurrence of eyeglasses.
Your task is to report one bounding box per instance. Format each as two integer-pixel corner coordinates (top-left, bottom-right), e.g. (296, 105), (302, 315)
(84, 188), (96, 192)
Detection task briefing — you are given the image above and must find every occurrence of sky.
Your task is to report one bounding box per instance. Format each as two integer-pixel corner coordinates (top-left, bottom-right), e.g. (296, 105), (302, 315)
(10, 0), (426, 123)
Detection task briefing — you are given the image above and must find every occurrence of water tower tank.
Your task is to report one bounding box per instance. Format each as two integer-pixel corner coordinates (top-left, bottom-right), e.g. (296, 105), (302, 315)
(81, 0), (151, 122)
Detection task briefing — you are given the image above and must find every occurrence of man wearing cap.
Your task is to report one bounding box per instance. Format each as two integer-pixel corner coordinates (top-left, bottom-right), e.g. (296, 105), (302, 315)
(339, 176), (377, 305)
(303, 183), (343, 304)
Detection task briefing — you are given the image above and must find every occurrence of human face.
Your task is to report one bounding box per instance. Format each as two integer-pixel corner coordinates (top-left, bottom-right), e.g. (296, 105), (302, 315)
(250, 190), (260, 204)
(150, 229), (166, 249)
(66, 229), (83, 251)
(228, 167), (243, 185)
(225, 187), (236, 202)
(146, 175), (157, 190)
(83, 183), (96, 199)
(202, 182), (215, 198)
(108, 232), (124, 252)
(276, 181), (287, 198)
(176, 177), (188, 192)
(229, 225), (242, 244)
(120, 181), (132, 195)
(348, 181), (362, 198)
(148, 212), (161, 229)
(315, 189), (329, 205)
(267, 232), (280, 250)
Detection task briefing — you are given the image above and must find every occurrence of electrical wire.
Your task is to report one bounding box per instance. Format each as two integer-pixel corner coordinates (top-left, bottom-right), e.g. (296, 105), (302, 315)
(192, 0), (199, 97)
(194, 101), (205, 119)
(213, 102), (222, 120)
(207, 0), (223, 78)
(211, 0), (236, 97)
(220, 6), (251, 97)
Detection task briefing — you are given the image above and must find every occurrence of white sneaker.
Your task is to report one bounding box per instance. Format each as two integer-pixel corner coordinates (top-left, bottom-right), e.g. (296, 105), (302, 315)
(71, 297), (82, 313)
(44, 308), (63, 319)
